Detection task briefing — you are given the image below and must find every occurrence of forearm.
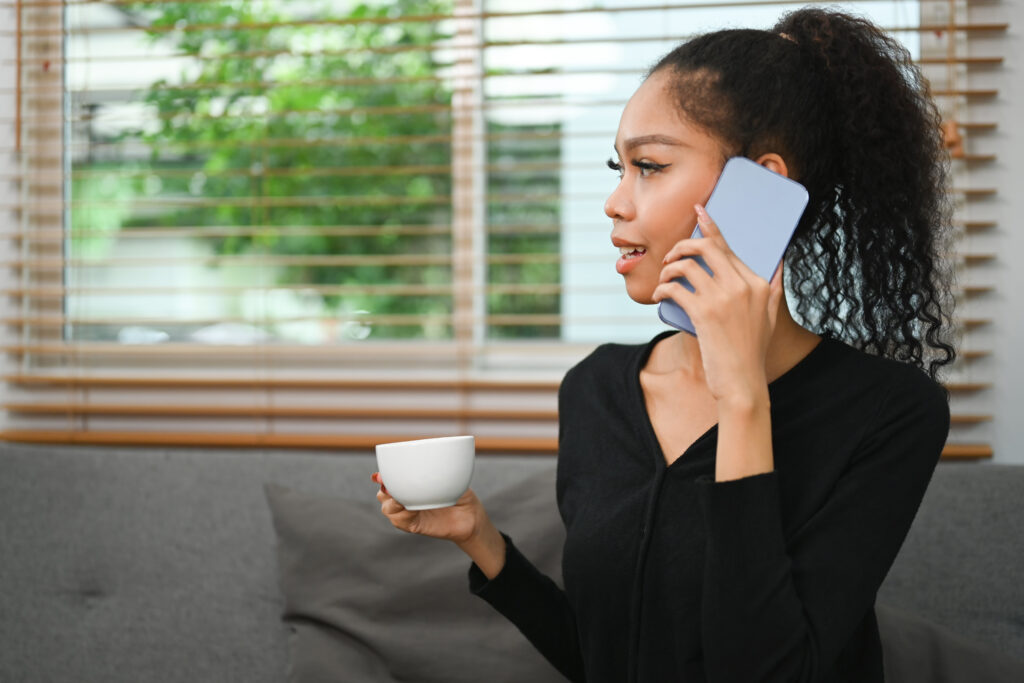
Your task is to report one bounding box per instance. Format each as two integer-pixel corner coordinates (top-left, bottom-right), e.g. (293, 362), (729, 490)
(455, 516), (507, 579)
(699, 471), (811, 682)
(715, 389), (774, 482)
(469, 533), (587, 683)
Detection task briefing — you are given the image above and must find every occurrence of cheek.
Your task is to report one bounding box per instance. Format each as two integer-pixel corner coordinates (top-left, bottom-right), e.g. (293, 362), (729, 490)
(641, 181), (701, 246)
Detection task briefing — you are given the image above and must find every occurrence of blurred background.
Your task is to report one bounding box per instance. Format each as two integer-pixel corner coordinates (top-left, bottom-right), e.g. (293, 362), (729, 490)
(0, 0), (1018, 462)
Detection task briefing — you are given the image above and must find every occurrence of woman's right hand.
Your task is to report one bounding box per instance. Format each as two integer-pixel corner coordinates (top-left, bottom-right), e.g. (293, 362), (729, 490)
(372, 472), (483, 544)
(372, 472), (508, 579)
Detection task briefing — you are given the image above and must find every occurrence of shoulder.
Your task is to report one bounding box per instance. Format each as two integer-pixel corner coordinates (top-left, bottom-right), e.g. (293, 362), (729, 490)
(558, 342), (631, 401)
(557, 333), (672, 414)
(559, 333), (667, 397)
(825, 338), (951, 449)
(829, 338), (948, 408)
(778, 335), (950, 458)
(876, 356), (950, 436)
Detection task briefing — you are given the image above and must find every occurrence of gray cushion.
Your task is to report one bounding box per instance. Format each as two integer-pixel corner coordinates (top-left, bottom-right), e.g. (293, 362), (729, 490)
(878, 603), (1024, 682)
(0, 443), (292, 683)
(265, 465), (568, 683)
(879, 463), (1024, 662)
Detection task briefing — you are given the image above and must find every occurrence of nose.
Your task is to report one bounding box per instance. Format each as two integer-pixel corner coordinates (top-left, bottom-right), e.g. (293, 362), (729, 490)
(604, 179), (634, 222)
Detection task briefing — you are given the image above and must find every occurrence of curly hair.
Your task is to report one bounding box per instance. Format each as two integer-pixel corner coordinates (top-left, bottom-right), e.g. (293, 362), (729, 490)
(648, 8), (957, 386)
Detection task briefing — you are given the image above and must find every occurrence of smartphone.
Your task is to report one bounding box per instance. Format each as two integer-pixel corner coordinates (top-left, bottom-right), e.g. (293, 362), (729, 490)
(657, 156), (809, 335)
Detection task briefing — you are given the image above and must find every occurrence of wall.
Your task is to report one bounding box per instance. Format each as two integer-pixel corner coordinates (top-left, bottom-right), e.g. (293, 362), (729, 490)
(971, 1), (1023, 463)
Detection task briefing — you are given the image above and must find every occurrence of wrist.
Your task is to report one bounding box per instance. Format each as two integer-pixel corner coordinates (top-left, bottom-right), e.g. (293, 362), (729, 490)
(455, 515), (506, 580)
(715, 389), (774, 482)
(716, 388), (770, 414)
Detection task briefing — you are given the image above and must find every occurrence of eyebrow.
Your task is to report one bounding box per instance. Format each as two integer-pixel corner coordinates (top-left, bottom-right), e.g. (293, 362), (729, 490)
(617, 134), (685, 153)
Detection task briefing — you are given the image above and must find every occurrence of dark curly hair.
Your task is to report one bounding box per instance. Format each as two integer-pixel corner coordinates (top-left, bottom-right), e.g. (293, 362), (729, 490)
(649, 8), (957, 387)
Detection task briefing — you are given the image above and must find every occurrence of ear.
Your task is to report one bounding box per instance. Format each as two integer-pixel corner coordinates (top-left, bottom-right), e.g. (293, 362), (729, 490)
(754, 153), (790, 179)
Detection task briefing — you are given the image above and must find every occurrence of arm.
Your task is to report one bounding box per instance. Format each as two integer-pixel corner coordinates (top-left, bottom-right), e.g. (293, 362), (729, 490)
(715, 388), (774, 482)
(698, 375), (950, 682)
(467, 367), (588, 683)
(375, 473), (585, 681)
(469, 533), (586, 683)
(455, 518), (507, 579)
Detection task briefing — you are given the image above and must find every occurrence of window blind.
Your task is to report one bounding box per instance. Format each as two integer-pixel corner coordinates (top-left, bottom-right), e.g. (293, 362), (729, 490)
(0, 0), (1003, 458)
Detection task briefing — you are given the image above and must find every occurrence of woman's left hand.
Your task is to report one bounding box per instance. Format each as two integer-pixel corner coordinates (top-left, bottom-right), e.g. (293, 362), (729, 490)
(652, 203), (786, 404)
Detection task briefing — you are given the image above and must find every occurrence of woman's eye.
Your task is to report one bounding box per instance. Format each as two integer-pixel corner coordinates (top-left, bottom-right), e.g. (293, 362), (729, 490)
(633, 160), (669, 177)
(606, 158), (669, 179)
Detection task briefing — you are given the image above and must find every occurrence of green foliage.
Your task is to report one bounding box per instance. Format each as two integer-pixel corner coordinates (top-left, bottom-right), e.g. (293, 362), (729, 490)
(80, 0), (561, 340)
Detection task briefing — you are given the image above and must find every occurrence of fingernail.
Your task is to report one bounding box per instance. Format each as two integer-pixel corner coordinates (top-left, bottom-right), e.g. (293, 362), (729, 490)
(694, 204), (707, 219)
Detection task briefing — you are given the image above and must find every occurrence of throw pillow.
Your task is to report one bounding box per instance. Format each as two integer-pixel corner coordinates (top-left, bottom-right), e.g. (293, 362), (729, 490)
(877, 602), (1024, 682)
(265, 466), (568, 683)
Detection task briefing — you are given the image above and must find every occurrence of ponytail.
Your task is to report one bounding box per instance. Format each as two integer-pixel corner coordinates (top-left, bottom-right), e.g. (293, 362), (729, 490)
(649, 8), (957, 385)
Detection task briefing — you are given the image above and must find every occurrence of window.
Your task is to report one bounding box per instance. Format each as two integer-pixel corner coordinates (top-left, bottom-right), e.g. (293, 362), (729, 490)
(0, 0), (1003, 458)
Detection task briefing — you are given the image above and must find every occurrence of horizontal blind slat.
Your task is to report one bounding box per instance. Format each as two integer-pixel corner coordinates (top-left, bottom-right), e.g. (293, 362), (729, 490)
(1, 403), (561, 421)
(8, 15), (1008, 36)
(1, 374), (563, 390)
(3, 43), (1004, 67)
(0, 224), (557, 240)
(1, 188), (1001, 212)
(0, 430), (563, 453)
(0, 342), (596, 358)
(0, 315), (998, 329)
(0, 429), (991, 459)
(11, 63), (1007, 96)
(1, 107), (1003, 130)
(0, 402), (994, 424)
(5, 283), (991, 298)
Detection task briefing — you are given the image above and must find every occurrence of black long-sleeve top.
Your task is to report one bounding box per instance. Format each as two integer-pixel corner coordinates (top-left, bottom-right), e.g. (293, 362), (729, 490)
(468, 330), (950, 682)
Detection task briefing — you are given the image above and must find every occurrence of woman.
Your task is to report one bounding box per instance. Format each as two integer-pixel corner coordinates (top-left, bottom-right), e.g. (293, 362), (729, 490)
(374, 8), (955, 682)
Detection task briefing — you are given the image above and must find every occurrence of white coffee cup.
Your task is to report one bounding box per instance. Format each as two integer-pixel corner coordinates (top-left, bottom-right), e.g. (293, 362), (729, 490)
(374, 435), (475, 510)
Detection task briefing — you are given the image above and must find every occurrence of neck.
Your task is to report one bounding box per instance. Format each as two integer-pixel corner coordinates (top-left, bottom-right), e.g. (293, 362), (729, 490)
(648, 298), (821, 384)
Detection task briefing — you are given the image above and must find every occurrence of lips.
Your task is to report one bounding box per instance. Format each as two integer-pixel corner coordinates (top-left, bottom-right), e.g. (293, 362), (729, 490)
(615, 245), (647, 274)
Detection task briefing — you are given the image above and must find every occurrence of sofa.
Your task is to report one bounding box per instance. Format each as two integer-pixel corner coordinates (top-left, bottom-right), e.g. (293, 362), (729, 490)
(1, 441), (1022, 682)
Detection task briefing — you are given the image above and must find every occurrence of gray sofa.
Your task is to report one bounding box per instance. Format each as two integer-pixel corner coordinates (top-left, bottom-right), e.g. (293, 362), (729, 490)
(1, 442), (1022, 682)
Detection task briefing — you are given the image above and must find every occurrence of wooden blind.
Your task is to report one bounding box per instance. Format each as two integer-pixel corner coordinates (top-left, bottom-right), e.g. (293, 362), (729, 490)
(0, 0), (1003, 458)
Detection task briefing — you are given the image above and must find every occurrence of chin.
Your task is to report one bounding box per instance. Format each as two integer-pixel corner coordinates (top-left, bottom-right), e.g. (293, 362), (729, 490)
(623, 282), (657, 305)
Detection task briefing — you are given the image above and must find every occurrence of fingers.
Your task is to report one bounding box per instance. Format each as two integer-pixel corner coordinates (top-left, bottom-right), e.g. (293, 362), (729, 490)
(380, 496), (409, 517)
(654, 205), (784, 329)
(661, 204), (725, 262)
(661, 204), (775, 295)
(652, 278), (697, 312)
(373, 473), (413, 531)
(694, 204), (718, 237)
(372, 472), (406, 513)
(658, 254), (715, 287)
(699, 205), (761, 289)
(661, 206), (741, 285)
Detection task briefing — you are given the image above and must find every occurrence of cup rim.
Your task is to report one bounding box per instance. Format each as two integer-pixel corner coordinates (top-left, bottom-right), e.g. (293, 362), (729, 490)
(375, 434), (474, 451)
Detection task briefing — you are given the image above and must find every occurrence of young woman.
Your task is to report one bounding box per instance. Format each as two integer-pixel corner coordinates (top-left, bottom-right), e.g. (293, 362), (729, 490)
(374, 8), (955, 682)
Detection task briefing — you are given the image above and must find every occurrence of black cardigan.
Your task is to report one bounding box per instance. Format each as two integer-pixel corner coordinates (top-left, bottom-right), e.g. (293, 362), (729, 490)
(469, 331), (950, 682)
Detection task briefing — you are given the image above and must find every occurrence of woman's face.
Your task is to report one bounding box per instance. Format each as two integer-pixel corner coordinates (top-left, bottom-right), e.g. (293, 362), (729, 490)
(605, 69), (725, 304)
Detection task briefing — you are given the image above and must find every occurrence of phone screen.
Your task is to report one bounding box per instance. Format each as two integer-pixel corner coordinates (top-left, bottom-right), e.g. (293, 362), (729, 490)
(657, 156), (809, 335)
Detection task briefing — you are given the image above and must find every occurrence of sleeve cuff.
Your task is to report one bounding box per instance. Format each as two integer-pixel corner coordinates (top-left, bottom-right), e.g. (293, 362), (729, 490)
(697, 470), (788, 570)
(468, 531), (521, 596)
